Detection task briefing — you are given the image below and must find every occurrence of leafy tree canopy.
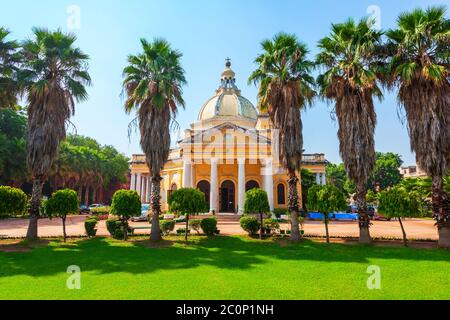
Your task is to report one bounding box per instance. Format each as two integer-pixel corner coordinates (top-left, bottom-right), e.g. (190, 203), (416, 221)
(168, 188), (208, 216)
(378, 186), (423, 218)
(110, 190), (141, 219)
(369, 152), (403, 191)
(307, 185), (347, 214)
(44, 188), (79, 219)
(0, 108), (27, 184)
(244, 188), (270, 214)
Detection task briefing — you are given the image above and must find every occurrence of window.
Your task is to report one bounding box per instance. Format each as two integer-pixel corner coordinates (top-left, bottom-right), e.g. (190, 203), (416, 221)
(277, 184), (286, 205)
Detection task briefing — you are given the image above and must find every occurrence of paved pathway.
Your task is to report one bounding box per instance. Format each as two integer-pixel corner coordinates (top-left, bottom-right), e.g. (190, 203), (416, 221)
(0, 215), (438, 240)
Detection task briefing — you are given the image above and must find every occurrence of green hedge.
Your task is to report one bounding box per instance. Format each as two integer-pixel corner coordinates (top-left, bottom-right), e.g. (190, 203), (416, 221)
(200, 218), (218, 236)
(85, 218), (98, 237)
(0, 186), (28, 218)
(240, 216), (260, 235)
(160, 220), (175, 236)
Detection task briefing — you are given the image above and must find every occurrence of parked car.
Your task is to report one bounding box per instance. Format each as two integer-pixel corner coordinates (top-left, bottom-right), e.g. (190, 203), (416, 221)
(131, 204), (150, 222)
(79, 205), (90, 215)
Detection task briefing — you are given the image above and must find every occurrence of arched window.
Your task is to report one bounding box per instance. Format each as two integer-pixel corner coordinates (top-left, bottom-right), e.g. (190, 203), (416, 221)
(277, 183), (286, 205)
(245, 180), (260, 192)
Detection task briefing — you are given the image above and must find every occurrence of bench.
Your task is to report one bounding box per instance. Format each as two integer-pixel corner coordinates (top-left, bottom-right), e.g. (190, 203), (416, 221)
(130, 226), (152, 235)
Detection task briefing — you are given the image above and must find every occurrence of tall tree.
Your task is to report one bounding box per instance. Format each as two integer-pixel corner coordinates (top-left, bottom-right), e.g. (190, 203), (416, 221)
(0, 27), (21, 109)
(19, 28), (91, 240)
(369, 152), (404, 191)
(249, 33), (316, 241)
(0, 108), (27, 185)
(385, 6), (450, 247)
(316, 18), (384, 243)
(123, 38), (186, 242)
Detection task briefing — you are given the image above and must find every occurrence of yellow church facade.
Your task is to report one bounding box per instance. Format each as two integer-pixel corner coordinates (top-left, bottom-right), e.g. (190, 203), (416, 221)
(129, 61), (328, 214)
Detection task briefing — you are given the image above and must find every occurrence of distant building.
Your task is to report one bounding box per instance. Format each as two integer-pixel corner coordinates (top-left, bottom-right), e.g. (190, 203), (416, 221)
(400, 165), (428, 178)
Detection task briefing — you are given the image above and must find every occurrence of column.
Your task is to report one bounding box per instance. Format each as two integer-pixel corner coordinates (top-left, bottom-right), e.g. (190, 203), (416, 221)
(142, 176), (147, 202)
(321, 173), (327, 186)
(146, 176), (152, 203)
(130, 174), (136, 191)
(316, 173), (321, 185)
(263, 159), (274, 212)
(183, 160), (192, 188)
(136, 174), (142, 200)
(237, 158), (246, 214)
(210, 158), (219, 213)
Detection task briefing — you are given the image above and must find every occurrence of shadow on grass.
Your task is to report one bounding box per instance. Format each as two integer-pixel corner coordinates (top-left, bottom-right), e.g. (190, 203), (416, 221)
(0, 235), (448, 278)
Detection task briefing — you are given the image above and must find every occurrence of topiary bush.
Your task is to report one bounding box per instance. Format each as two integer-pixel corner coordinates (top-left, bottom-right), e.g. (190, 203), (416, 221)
(84, 218), (98, 237)
(159, 220), (175, 236)
(240, 216), (260, 235)
(168, 188), (208, 240)
(189, 219), (202, 234)
(45, 189), (79, 242)
(110, 190), (141, 240)
(263, 218), (280, 233)
(0, 186), (28, 218)
(200, 217), (218, 236)
(106, 218), (120, 236)
(244, 188), (270, 239)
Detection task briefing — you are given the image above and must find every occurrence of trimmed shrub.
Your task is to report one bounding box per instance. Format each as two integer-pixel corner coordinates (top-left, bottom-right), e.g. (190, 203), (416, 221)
(160, 220), (175, 236)
(106, 218), (119, 236)
(189, 219), (202, 234)
(85, 218), (98, 237)
(44, 189), (79, 242)
(264, 218), (280, 232)
(0, 186), (28, 218)
(200, 217), (218, 236)
(177, 228), (190, 235)
(110, 190), (141, 240)
(168, 188), (208, 240)
(240, 216), (260, 235)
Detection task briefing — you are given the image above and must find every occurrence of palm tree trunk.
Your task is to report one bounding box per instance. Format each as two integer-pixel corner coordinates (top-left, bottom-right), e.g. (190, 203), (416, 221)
(356, 182), (372, 244)
(150, 175), (162, 242)
(432, 175), (450, 248)
(288, 170), (300, 241)
(398, 217), (407, 247)
(26, 178), (44, 240)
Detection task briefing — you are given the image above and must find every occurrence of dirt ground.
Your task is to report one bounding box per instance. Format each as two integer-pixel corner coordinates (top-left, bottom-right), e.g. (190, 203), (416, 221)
(0, 215), (438, 241)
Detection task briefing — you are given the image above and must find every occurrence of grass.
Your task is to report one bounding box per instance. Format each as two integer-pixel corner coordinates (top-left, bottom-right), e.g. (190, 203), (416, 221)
(0, 236), (449, 300)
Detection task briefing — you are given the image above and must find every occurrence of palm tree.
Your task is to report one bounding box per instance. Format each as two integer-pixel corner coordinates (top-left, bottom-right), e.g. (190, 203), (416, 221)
(0, 27), (21, 109)
(123, 38), (186, 242)
(19, 28), (91, 240)
(384, 6), (450, 247)
(249, 33), (316, 241)
(316, 18), (384, 244)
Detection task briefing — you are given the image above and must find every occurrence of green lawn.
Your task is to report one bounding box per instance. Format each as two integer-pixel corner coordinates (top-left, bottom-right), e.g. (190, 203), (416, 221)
(0, 236), (449, 300)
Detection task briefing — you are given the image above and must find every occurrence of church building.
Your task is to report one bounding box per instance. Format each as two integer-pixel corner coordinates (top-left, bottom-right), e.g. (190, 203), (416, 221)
(129, 61), (328, 214)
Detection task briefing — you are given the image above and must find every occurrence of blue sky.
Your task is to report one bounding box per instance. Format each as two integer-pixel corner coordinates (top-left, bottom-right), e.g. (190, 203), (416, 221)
(1, 0), (448, 165)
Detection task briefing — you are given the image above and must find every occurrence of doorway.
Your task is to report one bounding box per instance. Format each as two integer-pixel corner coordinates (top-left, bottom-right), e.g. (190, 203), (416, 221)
(220, 180), (235, 213)
(197, 180), (211, 209)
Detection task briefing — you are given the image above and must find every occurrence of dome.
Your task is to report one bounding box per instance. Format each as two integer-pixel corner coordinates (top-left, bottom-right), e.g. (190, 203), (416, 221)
(198, 60), (258, 121)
